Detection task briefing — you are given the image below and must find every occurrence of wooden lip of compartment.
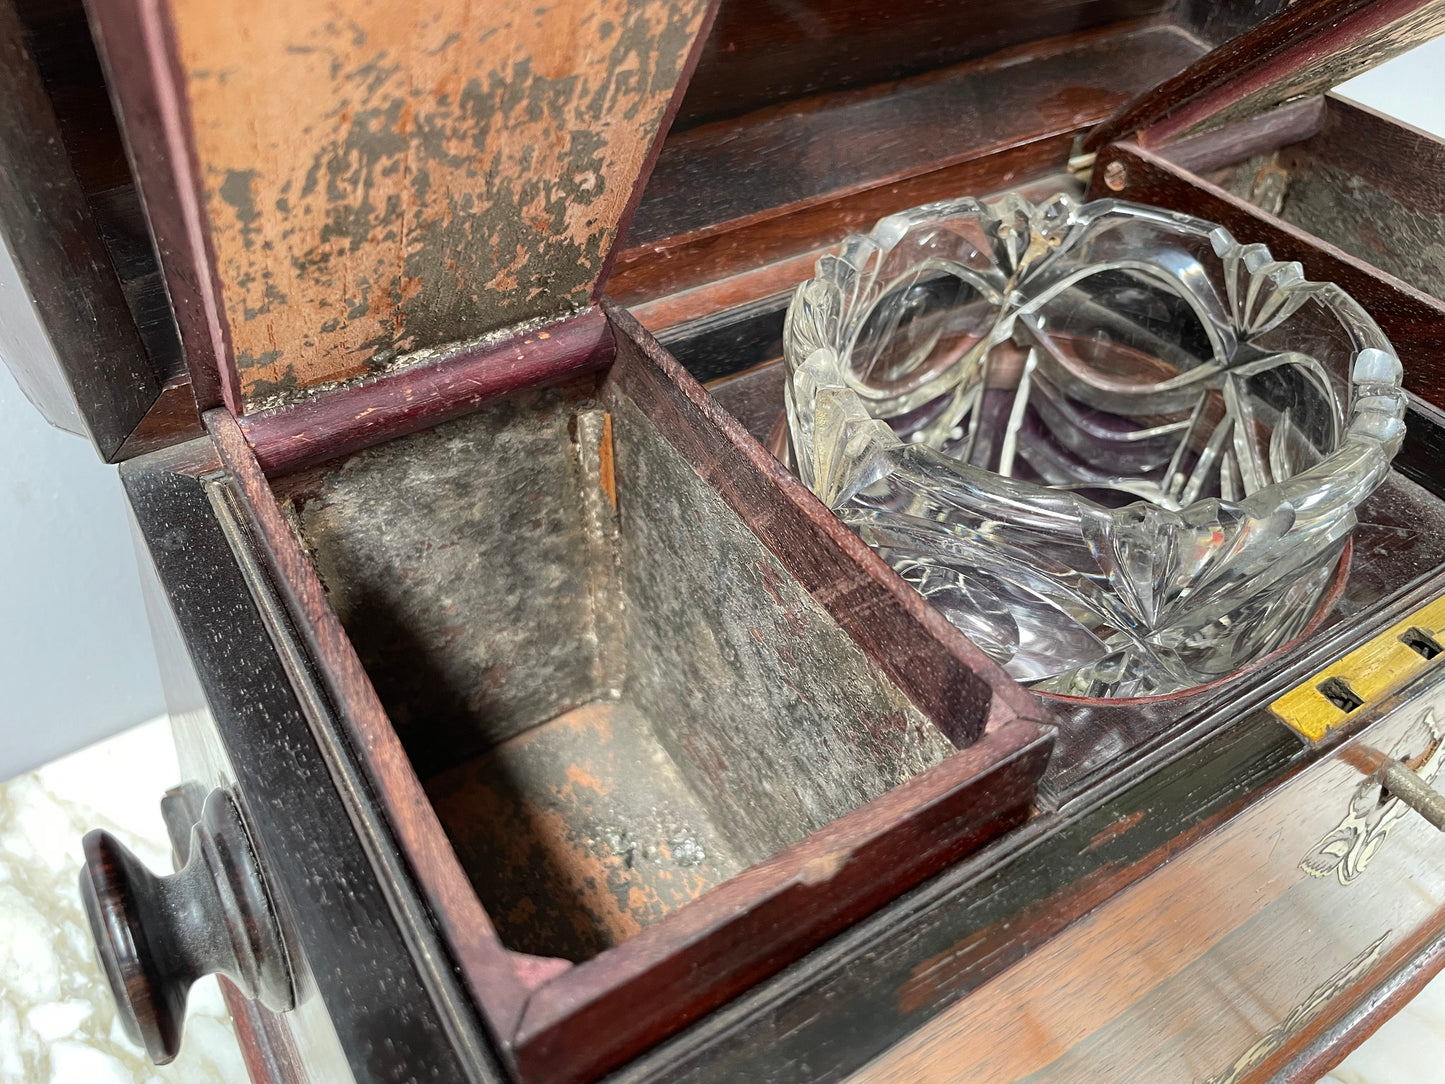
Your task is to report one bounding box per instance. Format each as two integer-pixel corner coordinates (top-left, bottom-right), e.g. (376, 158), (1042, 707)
(1090, 94), (1445, 412)
(607, 18), (1211, 328)
(212, 304), (1053, 1084)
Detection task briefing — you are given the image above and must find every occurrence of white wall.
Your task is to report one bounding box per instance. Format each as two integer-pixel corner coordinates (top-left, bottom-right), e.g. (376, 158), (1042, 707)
(1337, 41), (1445, 139)
(0, 350), (164, 781)
(0, 33), (1443, 780)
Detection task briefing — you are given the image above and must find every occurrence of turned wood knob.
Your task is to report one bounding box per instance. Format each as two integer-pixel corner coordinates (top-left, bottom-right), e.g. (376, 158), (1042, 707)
(79, 788), (295, 1064)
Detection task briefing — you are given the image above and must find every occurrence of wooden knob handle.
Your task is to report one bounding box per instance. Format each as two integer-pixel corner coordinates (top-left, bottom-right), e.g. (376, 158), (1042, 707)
(78, 788), (294, 1064)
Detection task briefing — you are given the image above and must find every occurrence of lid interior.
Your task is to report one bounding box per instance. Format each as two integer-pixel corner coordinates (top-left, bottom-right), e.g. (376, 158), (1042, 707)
(7, 0), (1445, 451)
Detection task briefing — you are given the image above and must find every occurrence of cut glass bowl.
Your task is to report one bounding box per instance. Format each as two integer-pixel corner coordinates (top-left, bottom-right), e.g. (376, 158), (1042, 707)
(783, 194), (1406, 698)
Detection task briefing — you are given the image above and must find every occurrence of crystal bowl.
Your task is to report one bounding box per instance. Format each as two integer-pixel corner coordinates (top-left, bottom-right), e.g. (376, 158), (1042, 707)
(783, 194), (1406, 698)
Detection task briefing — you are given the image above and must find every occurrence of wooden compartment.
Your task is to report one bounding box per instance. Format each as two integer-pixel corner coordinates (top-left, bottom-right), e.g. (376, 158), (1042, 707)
(16, 1), (1445, 1082)
(209, 305), (1052, 1084)
(606, 4), (1445, 801)
(265, 324), (1045, 959)
(1203, 96), (1445, 306)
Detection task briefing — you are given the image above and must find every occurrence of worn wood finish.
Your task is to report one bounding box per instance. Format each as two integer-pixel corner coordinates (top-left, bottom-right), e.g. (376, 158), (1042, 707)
(62, 6), (1445, 1084)
(0, 0), (158, 458)
(672, 0), (1169, 131)
(1175, 0), (1293, 44)
(237, 307), (614, 476)
(99, 0), (712, 411)
(613, 141), (1078, 310)
(847, 673), (1445, 1084)
(513, 719), (1051, 1084)
(222, 304), (1057, 1084)
(602, 684), (1308, 1083)
(1085, 0), (1445, 150)
(1265, 923), (1445, 1083)
(611, 23), (1203, 307)
(123, 438), (503, 1084)
(204, 409), (535, 1045)
(597, 555), (1445, 1084)
(604, 303), (1043, 738)
(1088, 141), (1445, 408)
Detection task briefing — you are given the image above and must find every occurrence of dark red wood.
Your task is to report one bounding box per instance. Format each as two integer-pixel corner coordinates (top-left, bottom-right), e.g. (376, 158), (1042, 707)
(205, 408), (537, 1044)
(511, 718), (1053, 1084)
(673, 0), (1170, 131)
(1088, 141), (1445, 407)
(603, 302), (1044, 737)
(237, 308), (615, 476)
(1153, 96), (1326, 175)
(84, 0), (238, 413)
(112, 372), (201, 461)
(1084, 0), (1445, 150)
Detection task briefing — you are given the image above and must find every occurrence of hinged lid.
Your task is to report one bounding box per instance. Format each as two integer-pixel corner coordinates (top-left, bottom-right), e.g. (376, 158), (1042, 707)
(1085, 0), (1445, 151)
(91, 0), (716, 417)
(0, 0), (714, 457)
(4, 0), (1443, 459)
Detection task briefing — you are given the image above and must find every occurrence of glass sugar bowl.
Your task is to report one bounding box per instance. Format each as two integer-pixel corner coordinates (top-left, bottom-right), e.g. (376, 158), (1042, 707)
(783, 194), (1406, 698)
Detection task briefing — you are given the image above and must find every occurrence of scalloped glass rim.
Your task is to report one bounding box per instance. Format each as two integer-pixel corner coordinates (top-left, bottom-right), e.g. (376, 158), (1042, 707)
(783, 194), (1406, 699)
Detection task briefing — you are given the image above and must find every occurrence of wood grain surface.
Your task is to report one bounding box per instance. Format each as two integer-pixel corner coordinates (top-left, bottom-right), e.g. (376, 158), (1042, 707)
(238, 306), (614, 475)
(611, 23), (1203, 307)
(849, 682), (1445, 1083)
(0, 0), (158, 456)
(1085, 0), (1445, 150)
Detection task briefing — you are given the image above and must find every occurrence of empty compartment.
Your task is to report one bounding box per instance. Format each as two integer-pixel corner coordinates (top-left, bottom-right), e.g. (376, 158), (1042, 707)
(273, 369), (973, 962)
(1202, 96), (1445, 305)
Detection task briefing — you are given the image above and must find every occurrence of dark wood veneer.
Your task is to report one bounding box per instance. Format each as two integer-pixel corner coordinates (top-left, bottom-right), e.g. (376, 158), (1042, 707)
(612, 23), (1205, 310)
(33, 3), (1445, 1084)
(216, 304), (1054, 1084)
(0, 0), (158, 458)
(236, 309), (616, 477)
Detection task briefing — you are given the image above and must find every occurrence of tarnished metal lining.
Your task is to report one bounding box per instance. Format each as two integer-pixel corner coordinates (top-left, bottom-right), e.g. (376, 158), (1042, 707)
(282, 380), (955, 960)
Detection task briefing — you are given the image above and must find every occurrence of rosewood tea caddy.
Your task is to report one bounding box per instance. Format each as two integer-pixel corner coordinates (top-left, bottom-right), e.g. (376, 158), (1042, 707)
(8, 0), (1445, 1082)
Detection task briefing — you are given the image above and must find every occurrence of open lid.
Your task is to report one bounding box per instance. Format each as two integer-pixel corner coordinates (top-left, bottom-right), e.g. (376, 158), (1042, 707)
(80, 0), (716, 417)
(1085, 0), (1445, 151)
(3, 0), (1442, 453)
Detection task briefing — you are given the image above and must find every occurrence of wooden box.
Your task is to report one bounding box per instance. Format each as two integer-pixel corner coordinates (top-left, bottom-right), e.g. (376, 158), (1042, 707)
(9, 2), (1445, 1083)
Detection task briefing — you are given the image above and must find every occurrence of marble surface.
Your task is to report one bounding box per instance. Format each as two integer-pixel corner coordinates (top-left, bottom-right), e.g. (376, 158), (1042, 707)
(0, 717), (247, 1084)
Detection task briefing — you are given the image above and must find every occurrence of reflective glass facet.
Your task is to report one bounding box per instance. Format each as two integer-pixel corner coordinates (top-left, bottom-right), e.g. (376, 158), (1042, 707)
(783, 195), (1405, 698)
